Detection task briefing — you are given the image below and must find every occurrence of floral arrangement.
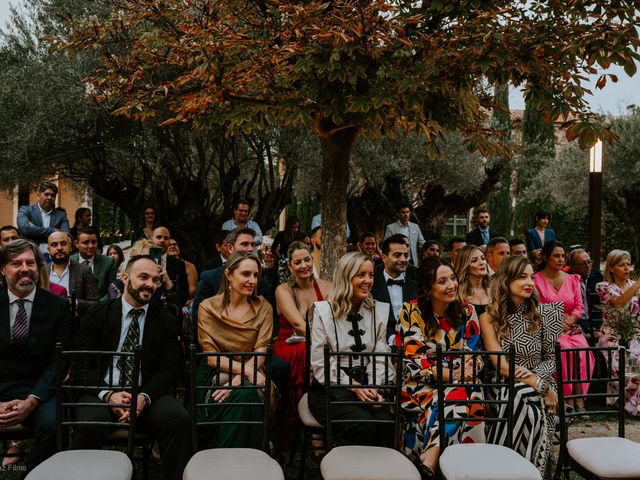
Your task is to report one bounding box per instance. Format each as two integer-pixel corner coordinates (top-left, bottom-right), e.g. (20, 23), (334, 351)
(600, 304), (640, 347)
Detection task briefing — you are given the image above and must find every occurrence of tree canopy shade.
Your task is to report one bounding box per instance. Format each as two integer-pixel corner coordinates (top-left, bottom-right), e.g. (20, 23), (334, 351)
(51, 0), (640, 275)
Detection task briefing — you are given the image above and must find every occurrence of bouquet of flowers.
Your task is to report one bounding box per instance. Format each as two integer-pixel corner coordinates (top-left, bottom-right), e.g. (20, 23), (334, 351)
(600, 303), (640, 348)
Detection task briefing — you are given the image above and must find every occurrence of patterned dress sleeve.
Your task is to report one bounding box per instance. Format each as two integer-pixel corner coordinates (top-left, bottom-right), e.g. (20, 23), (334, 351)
(400, 301), (435, 382)
(596, 281), (618, 305)
(534, 302), (563, 382)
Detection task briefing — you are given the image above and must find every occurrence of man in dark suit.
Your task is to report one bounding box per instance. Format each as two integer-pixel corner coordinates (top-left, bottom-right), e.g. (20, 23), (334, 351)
(16, 181), (70, 256)
(0, 240), (71, 473)
(193, 227), (272, 326)
(70, 227), (117, 301)
(371, 234), (418, 344)
(568, 248), (603, 335)
(151, 227), (189, 306)
(465, 207), (500, 247)
(201, 230), (230, 272)
(47, 231), (99, 316)
(73, 255), (191, 480)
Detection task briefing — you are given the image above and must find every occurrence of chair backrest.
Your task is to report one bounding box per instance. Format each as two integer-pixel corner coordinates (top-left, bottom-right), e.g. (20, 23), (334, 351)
(188, 344), (274, 452)
(323, 345), (403, 450)
(435, 345), (516, 451)
(55, 343), (141, 457)
(303, 309), (312, 394)
(555, 342), (625, 439)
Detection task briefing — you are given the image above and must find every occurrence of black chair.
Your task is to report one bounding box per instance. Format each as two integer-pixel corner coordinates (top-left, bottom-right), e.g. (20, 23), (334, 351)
(295, 309), (325, 479)
(183, 344), (284, 480)
(435, 346), (541, 480)
(554, 343), (640, 479)
(319, 345), (419, 480)
(25, 344), (141, 480)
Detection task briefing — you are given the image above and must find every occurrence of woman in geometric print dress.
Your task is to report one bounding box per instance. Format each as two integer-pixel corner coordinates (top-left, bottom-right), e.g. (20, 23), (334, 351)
(480, 256), (562, 474)
(400, 256), (483, 479)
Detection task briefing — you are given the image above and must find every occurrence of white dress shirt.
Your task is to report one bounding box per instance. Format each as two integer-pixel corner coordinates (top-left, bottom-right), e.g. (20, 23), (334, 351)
(50, 262), (71, 292)
(383, 271), (405, 321)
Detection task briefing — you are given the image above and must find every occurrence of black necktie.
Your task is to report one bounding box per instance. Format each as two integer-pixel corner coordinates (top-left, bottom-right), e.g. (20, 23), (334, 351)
(387, 278), (405, 286)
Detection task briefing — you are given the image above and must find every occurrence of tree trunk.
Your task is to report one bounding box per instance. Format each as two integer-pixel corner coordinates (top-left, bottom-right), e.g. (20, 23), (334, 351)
(316, 125), (359, 280)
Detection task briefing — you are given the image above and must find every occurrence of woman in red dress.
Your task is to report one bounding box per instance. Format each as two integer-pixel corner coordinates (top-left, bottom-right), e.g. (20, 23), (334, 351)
(273, 241), (332, 437)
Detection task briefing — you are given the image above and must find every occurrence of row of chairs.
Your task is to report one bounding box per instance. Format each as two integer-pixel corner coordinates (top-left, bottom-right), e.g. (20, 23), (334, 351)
(2, 343), (638, 480)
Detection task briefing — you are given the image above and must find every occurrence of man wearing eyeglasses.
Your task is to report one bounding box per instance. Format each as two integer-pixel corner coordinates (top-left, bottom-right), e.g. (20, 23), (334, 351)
(17, 181), (70, 257)
(568, 248), (603, 335)
(221, 199), (263, 247)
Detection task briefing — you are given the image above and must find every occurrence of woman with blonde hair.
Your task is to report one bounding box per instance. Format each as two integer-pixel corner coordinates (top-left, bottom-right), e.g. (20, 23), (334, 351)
(308, 251), (393, 446)
(453, 244), (490, 316)
(596, 249), (640, 414)
(480, 256), (562, 473)
(197, 251), (273, 448)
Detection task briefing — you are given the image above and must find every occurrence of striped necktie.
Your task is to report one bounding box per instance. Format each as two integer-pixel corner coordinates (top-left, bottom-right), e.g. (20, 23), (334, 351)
(117, 308), (143, 387)
(13, 299), (29, 348)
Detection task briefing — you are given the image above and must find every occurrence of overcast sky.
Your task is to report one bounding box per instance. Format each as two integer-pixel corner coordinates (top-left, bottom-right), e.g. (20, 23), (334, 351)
(1, 0), (639, 115)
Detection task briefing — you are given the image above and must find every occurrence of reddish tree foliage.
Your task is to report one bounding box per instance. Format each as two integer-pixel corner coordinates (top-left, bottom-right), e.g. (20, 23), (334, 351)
(51, 0), (640, 276)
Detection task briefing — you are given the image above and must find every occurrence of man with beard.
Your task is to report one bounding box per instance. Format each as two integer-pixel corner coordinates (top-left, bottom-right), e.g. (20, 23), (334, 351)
(0, 240), (71, 474)
(47, 231), (99, 317)
(151, 227), (189, 306)
(16, 182), (70, 257)
(73, 255), (191, 480)
(371, 234), (417, 344)
(70, 227), (117, 301)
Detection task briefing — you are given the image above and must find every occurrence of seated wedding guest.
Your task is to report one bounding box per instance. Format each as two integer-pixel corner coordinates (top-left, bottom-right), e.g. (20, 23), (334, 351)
(106, 244), (126, 280)
(453, 245), (490, 316)
(0, 240), (71, 474)
(567, 248), (602, 333)
(73, 255), (191, 480)
(446, 237), (466, 264)
(525, 209), (556, 253)
(419, 240), (441, 264)
(480, 256), (562, 473)
(534, 240), (592, 411)
(486, 237), (510, 276)
(596, 249), (640, 414)
(130, 206), (158, 245)
(167, 238), (198, 299)
(273, 241), (332, 440)
(309, 252), (394, 446)
(272, 216), (303, 267)
(400, 256), (482, 479)
(197, 251), (273, 448)
(509, 238), (528, 257)
(530, 248), (542, 269)
(358, 232), (382, 265)
(0, 225), (20, 246)
(201, 230), (230, 272)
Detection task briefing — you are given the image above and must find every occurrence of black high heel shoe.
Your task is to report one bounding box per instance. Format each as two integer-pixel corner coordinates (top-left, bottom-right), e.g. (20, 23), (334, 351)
(413, 456), (435, 480)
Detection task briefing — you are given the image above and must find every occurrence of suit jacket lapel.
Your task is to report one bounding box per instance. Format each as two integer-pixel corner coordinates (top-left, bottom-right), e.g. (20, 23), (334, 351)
(0, 290), (10, 345)
(31, 204), (43, 227)
(107, 298), (124, 350)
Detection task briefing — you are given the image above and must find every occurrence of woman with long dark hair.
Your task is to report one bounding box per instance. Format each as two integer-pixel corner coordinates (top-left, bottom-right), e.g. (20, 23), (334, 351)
(533, 240), (592, 412)
(400, 256), (483, 479)
(480, 256), (562, 473)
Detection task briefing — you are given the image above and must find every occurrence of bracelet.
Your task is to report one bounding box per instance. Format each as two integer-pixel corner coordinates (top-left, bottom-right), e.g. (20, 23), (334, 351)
(535, 377), (549, 396)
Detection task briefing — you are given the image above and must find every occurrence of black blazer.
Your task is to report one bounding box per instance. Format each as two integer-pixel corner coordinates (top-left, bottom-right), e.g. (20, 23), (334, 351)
(166, 255), (189, 306)
(370, 264), (418, 340)
(74, 298), (179, 403)
(465, 227), (500, 247)
(0, 287), (71, 401)
(68, 260), (100, 315)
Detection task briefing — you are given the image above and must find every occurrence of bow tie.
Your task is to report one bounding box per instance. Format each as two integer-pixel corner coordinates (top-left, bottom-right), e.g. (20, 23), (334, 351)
(387, 278), (405, 286)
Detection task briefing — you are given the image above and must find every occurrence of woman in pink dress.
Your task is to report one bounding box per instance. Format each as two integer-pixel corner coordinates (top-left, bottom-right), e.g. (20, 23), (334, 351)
(533, 240), (593, 411)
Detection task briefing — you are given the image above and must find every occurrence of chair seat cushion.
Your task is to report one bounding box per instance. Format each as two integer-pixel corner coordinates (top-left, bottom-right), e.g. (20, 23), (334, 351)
(440, 444), (541, 480)
(567, 437), (640, 478)
(183, 448), (284, 480)
(298, 393), (323, 428)
(320, 446), (420, 480)
(25, 450), (132, 480)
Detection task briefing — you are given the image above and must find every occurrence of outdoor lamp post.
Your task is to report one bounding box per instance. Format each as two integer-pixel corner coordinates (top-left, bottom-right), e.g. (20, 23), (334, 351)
(588, 139), (603, 267)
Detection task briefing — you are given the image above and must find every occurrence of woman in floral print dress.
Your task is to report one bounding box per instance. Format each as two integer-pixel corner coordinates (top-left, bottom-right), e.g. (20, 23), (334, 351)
(400, 256), (483, 479)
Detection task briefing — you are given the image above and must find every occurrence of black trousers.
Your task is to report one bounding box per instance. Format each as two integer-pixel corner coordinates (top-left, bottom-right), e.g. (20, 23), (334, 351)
(308, 380), (394, 447)
(72, 394), (192, 480)
(0, 384), (56, 475)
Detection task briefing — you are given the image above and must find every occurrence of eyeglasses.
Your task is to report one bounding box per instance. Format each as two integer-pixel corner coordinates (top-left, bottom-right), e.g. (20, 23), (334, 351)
(574, 260), (593, 267)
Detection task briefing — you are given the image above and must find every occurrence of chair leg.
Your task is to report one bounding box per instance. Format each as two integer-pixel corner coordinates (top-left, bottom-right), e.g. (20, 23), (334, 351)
(298, 427), (309, 480)
(288, 422), (301, 466)
(142, 441), (151, 480)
